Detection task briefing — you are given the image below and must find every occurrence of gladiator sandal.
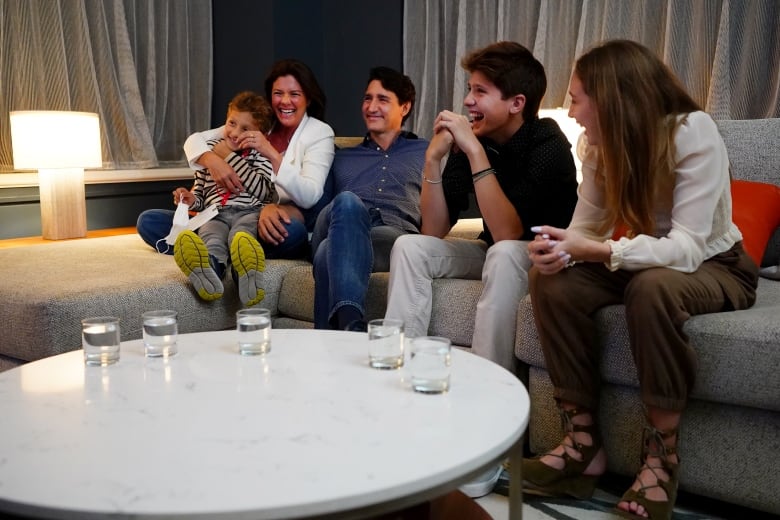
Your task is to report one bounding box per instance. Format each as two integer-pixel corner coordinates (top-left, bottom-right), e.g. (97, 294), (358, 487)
(614, 423), (680, 520)
(522, 407), (603, 499)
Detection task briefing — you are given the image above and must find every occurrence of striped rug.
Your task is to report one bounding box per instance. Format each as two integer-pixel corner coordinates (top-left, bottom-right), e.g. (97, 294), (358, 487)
(480, 471), (777, 520)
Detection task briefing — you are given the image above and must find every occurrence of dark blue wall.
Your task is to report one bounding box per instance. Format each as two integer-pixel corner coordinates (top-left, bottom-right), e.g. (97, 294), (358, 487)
(211, 0), (403, 136)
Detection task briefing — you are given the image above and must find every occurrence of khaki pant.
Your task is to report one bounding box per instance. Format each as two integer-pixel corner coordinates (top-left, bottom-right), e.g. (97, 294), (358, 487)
(529, 242), (758, 412)
(386, 235), (532, 371)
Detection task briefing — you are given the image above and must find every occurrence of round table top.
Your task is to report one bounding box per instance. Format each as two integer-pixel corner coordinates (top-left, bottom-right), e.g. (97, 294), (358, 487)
(0, 329), (529, 519)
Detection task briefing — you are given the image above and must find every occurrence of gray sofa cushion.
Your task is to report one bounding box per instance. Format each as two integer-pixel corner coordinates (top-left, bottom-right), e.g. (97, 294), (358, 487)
(275, 220), (485, 348)
(516, 275), (780, 412)
(276, 266), (390, 324)
(0, 235), (306, 365)
(717, 118), (780, 186)
(276, 267), (483, 348)
(429, 278), (480, 346)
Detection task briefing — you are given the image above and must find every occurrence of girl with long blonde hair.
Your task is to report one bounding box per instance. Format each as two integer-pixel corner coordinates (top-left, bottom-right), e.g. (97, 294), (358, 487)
(524, 40), (758, 520)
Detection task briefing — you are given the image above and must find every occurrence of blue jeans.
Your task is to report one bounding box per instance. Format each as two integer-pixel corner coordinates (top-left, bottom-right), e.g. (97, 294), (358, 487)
(136, 206), (315, 259)
(311, 191), (406, 329)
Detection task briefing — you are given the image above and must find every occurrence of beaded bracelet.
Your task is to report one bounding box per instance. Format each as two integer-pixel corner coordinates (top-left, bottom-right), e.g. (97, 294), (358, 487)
(472, 167), (495, 183)
(423, 175), (443, 184)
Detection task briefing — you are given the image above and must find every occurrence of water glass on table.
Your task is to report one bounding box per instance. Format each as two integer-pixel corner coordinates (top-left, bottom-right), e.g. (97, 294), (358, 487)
(236, 308), (271, 355)
(367, 318), (405, 369)
(142, 310), (178, 357)
(81, 316), (121, 366)
(408, 336), (452, 393)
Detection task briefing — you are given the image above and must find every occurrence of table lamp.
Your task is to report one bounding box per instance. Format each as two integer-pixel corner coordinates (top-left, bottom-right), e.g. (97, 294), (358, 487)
(539, 108), (584, 182)
(9, 110), (102, 240)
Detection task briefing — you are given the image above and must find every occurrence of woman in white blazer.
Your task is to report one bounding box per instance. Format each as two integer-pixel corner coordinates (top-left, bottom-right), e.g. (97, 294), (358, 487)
(138, 59), (335, 259)
(182, 59), (335, 258)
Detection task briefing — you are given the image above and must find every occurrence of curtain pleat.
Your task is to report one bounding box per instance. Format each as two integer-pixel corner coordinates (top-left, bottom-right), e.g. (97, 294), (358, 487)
(0, 0), (212, 171)
(725, 1), (780, 118)
(404, 0), (780, 139)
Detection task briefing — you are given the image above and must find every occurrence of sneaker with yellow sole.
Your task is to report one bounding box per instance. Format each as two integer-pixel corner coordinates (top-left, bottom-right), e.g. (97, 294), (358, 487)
(174, 230), (224, 301)
(230, 231), (265, 306)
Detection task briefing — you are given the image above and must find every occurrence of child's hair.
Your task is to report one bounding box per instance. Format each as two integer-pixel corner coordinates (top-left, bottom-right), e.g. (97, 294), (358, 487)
(228, 91), (273, 133)
(461, 41), (547, 121)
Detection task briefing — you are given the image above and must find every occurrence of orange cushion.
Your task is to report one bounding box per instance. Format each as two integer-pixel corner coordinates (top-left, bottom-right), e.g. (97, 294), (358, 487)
(612, 222), (629, 240)
(609, 180), (780, 266)
(731, 179), (780, 265)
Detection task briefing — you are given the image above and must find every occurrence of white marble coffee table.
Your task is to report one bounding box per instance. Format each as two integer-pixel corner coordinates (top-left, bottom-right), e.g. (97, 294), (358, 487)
(0, 329), (529, 519)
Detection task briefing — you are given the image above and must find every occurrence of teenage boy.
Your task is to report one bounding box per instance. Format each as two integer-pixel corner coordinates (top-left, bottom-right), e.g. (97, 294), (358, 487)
(312, 67), (428, 331)
(385, 41), (578, 372)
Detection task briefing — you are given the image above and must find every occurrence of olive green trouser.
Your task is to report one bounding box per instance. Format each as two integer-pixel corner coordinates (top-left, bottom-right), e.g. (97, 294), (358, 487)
(528, 242), (758, 412)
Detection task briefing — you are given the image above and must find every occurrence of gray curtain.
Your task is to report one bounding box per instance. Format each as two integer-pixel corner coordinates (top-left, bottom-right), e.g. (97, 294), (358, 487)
(0, 0), (212, 171)
(404, 0), (780, 138)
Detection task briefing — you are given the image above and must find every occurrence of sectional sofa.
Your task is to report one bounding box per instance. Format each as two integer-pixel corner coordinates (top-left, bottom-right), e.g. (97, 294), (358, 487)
(0, 118), (777, 515)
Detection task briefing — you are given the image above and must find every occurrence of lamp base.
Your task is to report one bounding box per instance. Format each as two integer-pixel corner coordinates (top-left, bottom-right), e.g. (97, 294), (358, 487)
(38, 168), (87, 240)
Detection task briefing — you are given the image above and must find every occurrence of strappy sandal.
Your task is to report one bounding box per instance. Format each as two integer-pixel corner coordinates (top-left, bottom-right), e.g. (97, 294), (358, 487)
(522, 407), (603, 499)
(614, 423), (680, 520)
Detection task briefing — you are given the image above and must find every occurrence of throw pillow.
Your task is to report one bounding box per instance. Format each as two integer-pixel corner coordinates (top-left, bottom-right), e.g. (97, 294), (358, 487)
(731, 179), (780, 266)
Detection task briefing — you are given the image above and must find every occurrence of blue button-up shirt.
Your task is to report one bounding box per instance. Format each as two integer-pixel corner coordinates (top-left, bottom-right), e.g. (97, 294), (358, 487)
(323, 132), (428, 233)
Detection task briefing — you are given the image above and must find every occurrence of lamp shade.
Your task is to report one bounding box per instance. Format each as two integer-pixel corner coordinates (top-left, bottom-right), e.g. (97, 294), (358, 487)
(9, 111), (102, 170)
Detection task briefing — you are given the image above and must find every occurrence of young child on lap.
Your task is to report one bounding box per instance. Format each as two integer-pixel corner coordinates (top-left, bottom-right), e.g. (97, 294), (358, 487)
(172, 91), (275, 306)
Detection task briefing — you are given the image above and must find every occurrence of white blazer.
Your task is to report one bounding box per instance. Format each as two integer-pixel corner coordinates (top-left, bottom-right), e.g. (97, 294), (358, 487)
(183, 114), (335, 208)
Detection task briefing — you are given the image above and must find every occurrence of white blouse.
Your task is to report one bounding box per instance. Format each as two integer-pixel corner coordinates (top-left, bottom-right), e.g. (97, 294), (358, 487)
(569, 111), (743, 273)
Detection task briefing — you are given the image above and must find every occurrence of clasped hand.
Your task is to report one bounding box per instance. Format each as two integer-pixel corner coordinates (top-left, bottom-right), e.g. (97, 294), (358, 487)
(427, 110), (480, 162)
(528, 225), (585, 275)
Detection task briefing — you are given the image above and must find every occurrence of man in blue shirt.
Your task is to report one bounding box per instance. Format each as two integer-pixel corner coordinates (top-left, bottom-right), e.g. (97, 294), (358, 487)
(312, 67), (428, 331)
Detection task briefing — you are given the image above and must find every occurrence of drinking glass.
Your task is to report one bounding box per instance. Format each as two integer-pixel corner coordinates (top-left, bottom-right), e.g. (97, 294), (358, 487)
(408, 336), (451, 393)
(82, 316), (121, 366)
(236, 308), (271, 355)
(142, 310), (178, 357)
(367, 319), (404, 369)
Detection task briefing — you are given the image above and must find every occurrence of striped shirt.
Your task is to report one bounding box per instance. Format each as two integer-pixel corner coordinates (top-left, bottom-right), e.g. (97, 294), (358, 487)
(188, 138), (276, 212)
